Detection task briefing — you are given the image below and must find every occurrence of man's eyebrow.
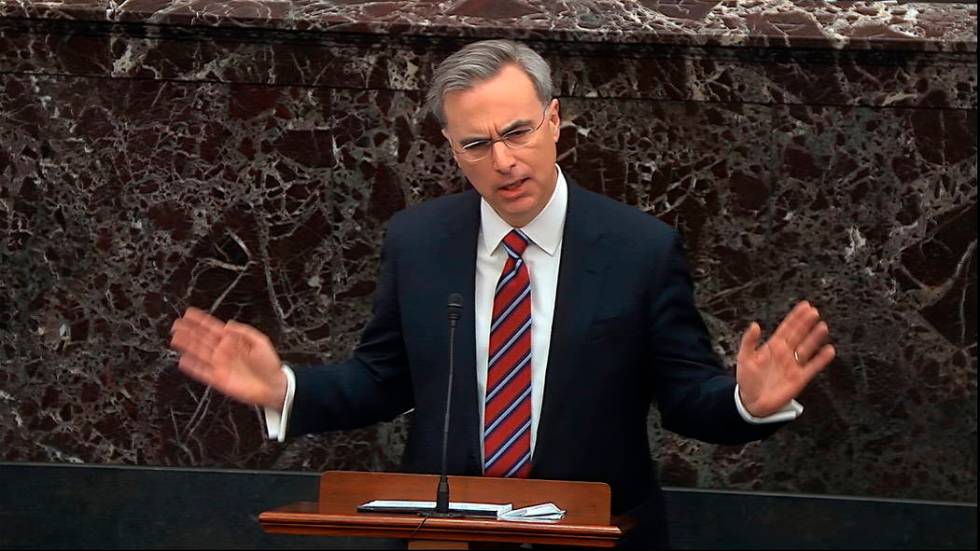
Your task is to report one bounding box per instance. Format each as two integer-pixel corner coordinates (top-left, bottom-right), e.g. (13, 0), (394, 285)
(499, 118), (534, 135)
(458, 118), (535, 145)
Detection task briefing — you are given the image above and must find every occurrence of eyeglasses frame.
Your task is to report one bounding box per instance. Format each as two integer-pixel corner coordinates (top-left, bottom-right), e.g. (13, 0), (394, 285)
(447, 101), (555, 163)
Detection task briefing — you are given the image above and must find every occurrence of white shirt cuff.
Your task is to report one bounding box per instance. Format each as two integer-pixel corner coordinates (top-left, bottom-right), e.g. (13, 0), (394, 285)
(264, 364), (296, 442)
(734, 384), (803, 424)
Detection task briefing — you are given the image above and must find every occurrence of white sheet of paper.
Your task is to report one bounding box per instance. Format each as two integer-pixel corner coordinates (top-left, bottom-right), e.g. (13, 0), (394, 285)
(359, 500), (513, 516)
(499, 502), (566, 522)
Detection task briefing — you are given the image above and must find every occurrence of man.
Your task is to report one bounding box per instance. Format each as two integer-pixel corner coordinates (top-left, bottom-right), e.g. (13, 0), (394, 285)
(170, 39), (834, 547)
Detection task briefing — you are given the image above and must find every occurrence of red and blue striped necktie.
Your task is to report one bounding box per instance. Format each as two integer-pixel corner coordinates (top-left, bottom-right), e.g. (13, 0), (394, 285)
(483, 229), (533, 478)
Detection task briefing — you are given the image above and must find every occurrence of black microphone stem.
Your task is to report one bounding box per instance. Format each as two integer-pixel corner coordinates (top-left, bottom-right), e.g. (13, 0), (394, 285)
(436, 319), (455, 514)
(429, 293), (463, 517)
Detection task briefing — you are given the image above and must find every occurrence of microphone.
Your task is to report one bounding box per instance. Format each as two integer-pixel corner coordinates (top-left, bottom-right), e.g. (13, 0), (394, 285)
(447, 293), (463, 326)
(434, 293), (463, 515)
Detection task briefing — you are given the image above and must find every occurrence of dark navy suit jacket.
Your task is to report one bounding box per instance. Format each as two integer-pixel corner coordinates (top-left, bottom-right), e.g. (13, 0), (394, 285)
(288, 180), (781, 537)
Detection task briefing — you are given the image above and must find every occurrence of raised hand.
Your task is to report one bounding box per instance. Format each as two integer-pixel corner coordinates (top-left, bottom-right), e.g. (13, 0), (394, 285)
(736, 300), (836, 417)
(169, 307), (287, 410)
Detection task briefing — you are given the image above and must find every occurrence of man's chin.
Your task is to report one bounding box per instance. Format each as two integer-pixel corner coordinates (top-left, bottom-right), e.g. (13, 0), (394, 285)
(492, 199), (539, 226)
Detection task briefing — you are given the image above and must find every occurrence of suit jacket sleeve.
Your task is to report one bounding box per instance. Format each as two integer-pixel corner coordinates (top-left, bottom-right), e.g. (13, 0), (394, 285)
(648, 232), (783, 444)
(286, 214), (414, 437)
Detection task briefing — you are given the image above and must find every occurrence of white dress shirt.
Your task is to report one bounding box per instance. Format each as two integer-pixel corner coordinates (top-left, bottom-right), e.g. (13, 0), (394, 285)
(266, 166), (802, 443)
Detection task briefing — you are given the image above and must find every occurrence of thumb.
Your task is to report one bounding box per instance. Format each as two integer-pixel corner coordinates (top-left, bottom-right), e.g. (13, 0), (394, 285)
(738, 322), (762, 361)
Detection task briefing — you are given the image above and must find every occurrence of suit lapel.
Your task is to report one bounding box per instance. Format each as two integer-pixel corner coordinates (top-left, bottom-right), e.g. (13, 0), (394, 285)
(532, 183), (608, 471)
(437, 190), (483, 473)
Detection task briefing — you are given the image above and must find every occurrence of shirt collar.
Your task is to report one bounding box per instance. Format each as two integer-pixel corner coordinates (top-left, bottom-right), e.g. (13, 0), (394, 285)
(480, 165), (567, 257)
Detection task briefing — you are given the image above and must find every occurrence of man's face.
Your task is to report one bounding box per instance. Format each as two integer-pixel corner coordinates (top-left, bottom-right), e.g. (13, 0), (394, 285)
(441, 64), (560, 228)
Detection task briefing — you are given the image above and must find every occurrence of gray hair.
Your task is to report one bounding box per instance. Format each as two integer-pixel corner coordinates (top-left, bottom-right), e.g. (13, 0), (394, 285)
(426, 39), (553, 127)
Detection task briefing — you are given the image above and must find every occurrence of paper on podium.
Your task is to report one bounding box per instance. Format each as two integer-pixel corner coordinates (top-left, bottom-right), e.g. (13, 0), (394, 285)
(499, 503), (566, 523)
(357, 499), (512, 518)
(357, 500), (565, 522)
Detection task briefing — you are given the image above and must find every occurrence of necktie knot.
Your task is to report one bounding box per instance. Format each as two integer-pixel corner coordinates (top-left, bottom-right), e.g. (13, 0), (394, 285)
(503, 229), (529, 257)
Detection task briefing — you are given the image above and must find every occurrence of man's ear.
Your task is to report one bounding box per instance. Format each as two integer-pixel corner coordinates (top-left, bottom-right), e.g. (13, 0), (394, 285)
(549, 98), (561, 142)
(441, 128), (460, 162)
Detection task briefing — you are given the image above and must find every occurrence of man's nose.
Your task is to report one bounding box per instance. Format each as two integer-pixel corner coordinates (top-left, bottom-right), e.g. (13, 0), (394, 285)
(490, 140), (517, 172)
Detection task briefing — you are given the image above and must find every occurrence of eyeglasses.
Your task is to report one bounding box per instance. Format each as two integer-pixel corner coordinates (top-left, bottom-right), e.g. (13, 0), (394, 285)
(449, 105), (550, 163)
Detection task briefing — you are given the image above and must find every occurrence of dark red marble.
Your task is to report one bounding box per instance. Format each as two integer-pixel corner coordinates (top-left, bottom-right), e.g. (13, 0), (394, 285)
(0, 1), (975, 51)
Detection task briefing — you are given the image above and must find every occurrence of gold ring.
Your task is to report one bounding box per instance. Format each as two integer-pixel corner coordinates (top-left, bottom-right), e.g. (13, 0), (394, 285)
(793, 350), (803, 365)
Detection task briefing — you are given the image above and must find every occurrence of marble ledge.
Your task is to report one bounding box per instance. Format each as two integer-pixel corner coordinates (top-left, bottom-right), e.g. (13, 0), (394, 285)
(0, 0), (975, 53)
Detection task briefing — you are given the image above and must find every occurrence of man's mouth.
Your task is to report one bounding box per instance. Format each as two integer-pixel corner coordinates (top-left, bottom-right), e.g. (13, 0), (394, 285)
(500, 178), (529, 191)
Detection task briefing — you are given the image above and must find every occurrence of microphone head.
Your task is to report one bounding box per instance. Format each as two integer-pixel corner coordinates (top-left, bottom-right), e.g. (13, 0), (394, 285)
(447, 293), (463, 322)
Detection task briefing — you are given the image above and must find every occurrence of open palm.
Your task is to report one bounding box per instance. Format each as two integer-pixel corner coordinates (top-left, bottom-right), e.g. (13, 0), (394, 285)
(170, 307), (286, 410)
(736, 301), (836, 417)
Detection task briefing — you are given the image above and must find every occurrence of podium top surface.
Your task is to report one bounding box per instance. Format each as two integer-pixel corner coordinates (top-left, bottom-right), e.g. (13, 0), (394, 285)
(259, 470), (622, 547)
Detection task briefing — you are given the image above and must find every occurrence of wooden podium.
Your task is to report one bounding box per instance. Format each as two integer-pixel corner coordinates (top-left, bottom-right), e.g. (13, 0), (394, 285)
(259, 470), (623, 549)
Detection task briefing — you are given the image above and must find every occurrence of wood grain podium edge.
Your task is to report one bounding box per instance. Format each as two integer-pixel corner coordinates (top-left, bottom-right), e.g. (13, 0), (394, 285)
(259, 503), (621, 547)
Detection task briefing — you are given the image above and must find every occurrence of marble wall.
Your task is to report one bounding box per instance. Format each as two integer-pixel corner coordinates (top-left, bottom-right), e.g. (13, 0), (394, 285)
(0, 1), (976, 503)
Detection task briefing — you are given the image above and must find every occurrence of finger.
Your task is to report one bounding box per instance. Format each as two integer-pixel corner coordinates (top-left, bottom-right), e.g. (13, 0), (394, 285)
(172, 314), (224, 353)
(182, 308), (228, 347)
(177, 353), (216, 386)
(770, 300), (810, 339)
(794, 321), (830, 363)
(772, 301), (820, 349)
(737, 322), (762, 366)
(792, 344), (835, 391)
(183, 306), (214, 323)
(170, 322), (221, 362)
(804, 344), (836, 375)
(172, 306), (207, 332)
(225, 320), (270, 345)
(175, 307), (226, 336)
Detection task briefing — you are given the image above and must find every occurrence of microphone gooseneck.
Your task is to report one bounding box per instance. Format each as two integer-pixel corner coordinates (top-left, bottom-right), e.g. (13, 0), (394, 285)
(435, 293), (464, 515)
